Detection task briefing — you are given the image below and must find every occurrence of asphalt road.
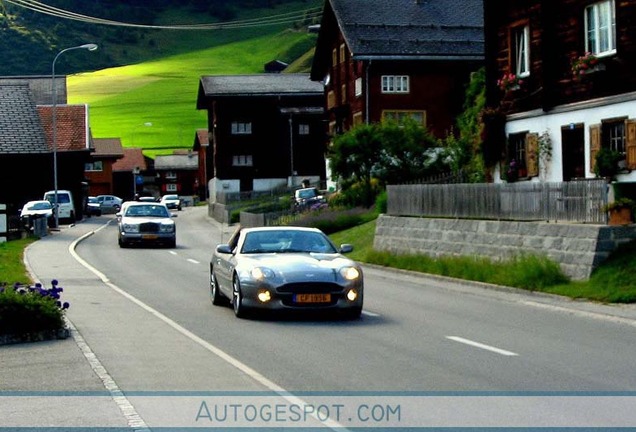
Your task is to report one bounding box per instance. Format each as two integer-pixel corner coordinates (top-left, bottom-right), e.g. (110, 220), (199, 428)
(73, 207), (636, 393)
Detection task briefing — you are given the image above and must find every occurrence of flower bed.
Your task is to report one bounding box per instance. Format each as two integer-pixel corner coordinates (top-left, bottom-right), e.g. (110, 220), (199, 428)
(0, 280), (70, 345)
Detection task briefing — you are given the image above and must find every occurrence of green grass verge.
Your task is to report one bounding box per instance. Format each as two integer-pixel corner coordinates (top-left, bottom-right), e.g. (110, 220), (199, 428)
(329, 219), (636, 304)
(0, 238), (36, 286)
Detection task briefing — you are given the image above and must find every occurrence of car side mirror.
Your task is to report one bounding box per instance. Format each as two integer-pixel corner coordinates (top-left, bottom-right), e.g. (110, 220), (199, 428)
(216, 244), (233, 254)
(340, 244), (354, 253)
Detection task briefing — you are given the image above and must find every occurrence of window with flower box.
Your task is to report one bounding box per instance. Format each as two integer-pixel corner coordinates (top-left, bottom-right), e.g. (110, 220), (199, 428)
(585, 0), (616, 56)
(589, 118), (636, 174)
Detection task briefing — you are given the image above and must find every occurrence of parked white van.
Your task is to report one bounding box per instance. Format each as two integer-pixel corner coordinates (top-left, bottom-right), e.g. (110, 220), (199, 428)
(43, 190), (76, 222)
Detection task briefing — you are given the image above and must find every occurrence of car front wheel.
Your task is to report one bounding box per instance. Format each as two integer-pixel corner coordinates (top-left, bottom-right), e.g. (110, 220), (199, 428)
(232, 276), (248, 318)
(210, 271), (225, 306)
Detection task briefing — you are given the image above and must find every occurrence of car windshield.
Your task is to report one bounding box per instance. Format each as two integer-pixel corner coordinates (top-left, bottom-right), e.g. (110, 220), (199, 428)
(241, 230), (336, 254)
(297, 189), (317, 199)
(28, 202), (52, 210)
(88, 197), (98, 204)
(124, 204), (169, 218)
(163, 195), (178, 200)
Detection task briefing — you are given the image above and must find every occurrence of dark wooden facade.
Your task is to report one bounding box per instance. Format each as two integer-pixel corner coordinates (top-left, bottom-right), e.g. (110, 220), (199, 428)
(311, 0), (484, 139)
(485, 0), (636, 183)
(196, 74), (326, 196)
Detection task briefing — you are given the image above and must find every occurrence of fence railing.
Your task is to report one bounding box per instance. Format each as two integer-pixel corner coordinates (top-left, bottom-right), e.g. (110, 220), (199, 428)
(387, 179), (609, 224)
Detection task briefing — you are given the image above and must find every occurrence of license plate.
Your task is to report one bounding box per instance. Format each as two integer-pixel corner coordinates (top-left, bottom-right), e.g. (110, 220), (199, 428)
(294, 293), (331, 303)
(142, 234), (158, 240)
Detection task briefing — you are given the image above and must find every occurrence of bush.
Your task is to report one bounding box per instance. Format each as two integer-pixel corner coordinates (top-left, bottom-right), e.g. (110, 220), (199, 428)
(290, 207), (376, 234)
(0, 280), (69, 336)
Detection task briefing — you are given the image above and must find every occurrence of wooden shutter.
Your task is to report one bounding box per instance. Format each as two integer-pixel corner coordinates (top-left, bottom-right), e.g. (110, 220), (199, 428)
(525, 133), (539, 177)
(626, 119), (636, 170)
(589, 124), (601, 174)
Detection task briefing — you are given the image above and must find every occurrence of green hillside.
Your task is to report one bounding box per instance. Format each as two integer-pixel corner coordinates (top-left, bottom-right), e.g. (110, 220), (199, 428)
(69, 29), (317, 157)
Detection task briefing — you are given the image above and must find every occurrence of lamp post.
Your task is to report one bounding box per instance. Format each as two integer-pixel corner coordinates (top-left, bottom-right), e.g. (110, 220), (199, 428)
(51, 43), (98, 229)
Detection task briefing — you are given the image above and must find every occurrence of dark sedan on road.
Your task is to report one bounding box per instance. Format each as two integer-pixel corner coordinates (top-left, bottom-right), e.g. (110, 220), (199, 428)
(209, 226), (363, 319)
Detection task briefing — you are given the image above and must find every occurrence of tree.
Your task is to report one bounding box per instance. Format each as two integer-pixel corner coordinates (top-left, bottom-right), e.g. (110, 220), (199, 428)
(329, 123), (384, 207)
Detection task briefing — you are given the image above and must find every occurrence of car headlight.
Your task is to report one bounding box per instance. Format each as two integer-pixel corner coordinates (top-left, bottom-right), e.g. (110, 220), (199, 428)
(340, 267), (360, 280)
(159, 223), (175, 233)
(251, 267), (275, 281)
(123, 223), (140, 233)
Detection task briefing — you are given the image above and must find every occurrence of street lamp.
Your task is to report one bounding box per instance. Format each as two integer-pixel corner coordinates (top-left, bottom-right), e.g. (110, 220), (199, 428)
(51, 43), (98, 229)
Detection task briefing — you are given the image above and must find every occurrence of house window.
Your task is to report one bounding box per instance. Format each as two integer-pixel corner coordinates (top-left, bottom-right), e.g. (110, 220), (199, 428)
(298, 124), (310, 135)
(166, 183), (178, 192)
(165, 171), (177, 180)
(382, 110), (426, 126)
(585, 0), (616, 56)
(381, 76), (409, 93)
(327, 91), (336, 109)
(353, 112), (364, 126)
(507, 132), (528, 177)
(231, 122), (252, 135)
(332, 48), (337, 66)
(84, 161), (103, 172)
(355, 78), (363, 97)
(339, 43), (346, 63)
(602, 119), (626, 156)
(341, 84), (347, 103)
(232, 155), (253, 166)
(512, 24), (530, 77)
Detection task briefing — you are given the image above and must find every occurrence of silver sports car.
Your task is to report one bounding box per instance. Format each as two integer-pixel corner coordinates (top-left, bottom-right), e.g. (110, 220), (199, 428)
(209, 226), (364, 319)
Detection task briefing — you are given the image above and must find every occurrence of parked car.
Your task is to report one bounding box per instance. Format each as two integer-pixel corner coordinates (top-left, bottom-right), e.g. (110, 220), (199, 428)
(293, 187), (327, 211)
(19, 200), (54, 230)
(96, 195), (123, 212)
(85, 196), (102, 216)
(160, 194), (182, 210)
(43, 190), (75, 223)
(116, 202), (177, 248)
(209, 226), (363, 319)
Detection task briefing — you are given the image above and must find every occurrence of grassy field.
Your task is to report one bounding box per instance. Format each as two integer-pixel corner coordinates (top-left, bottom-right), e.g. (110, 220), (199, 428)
(66, 1), (319, 158)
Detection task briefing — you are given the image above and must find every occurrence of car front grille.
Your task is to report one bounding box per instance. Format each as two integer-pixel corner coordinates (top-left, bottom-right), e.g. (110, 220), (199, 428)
(139, 222), (160, 233)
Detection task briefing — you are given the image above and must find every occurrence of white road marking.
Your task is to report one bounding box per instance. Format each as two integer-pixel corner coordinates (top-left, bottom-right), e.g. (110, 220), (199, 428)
(362, 310), (380, 317)
(67, 230), (350, 431)
(187, 258), (199, 264)
(446, 336), (519, 356)
(169, 251), (178, 256)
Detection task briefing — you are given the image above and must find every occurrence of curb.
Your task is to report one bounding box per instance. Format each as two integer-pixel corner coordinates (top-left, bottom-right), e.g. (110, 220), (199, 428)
(0, 326), (70, 346)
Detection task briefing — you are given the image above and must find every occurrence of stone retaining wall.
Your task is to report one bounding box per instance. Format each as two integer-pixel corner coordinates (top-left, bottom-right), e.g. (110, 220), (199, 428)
(373, 215), (636, 280)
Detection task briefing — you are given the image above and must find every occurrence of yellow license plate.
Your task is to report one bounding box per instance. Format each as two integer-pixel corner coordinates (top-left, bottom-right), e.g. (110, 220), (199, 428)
(294, 293), (331, 303)
(142, 234), (158, 240)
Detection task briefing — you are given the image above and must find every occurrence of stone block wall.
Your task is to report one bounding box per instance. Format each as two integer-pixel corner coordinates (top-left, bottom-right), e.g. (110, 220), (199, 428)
(373, 215), (636, 280)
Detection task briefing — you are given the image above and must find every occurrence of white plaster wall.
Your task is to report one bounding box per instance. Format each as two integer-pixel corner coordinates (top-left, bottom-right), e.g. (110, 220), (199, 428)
(503, 96), (636, 183)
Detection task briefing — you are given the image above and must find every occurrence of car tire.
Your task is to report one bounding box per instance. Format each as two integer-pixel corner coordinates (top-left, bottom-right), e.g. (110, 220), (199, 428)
(210, 271), (225, 306)
(118, 237), (127, 248)
(232, 275), (248, 318)
(342, 307), (362, 320)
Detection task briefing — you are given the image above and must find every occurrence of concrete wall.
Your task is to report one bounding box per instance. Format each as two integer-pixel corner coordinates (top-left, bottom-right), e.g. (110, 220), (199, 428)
(374, 215), (636, 280)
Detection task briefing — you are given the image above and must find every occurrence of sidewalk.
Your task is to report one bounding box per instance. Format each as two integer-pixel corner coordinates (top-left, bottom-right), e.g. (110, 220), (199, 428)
(1, 212), (264, 430)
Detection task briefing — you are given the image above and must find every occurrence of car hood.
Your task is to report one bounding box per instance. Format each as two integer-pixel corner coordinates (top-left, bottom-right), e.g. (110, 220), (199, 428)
(21, 210), (53, 217)
(241, 253), (358, 282)
(121, 216), (173, 224)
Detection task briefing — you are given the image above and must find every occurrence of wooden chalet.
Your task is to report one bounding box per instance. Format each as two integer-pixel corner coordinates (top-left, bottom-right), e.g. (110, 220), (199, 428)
(484, 0), (636, 184)
(310, 0), (484, 139)
(86, 138), (124, 196)
(196, 74), (326, 198)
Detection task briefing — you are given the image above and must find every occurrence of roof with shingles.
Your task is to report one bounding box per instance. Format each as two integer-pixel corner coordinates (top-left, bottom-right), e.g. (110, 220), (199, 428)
(198, 73), (323, 98)
(154, 153), (199, 171)
(92, 138), (124, 158)
(37, 105), (91, 152)
(0, 84), (49, 154)
(330, 0), (483, 58)
(112, 147), (147, 172)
